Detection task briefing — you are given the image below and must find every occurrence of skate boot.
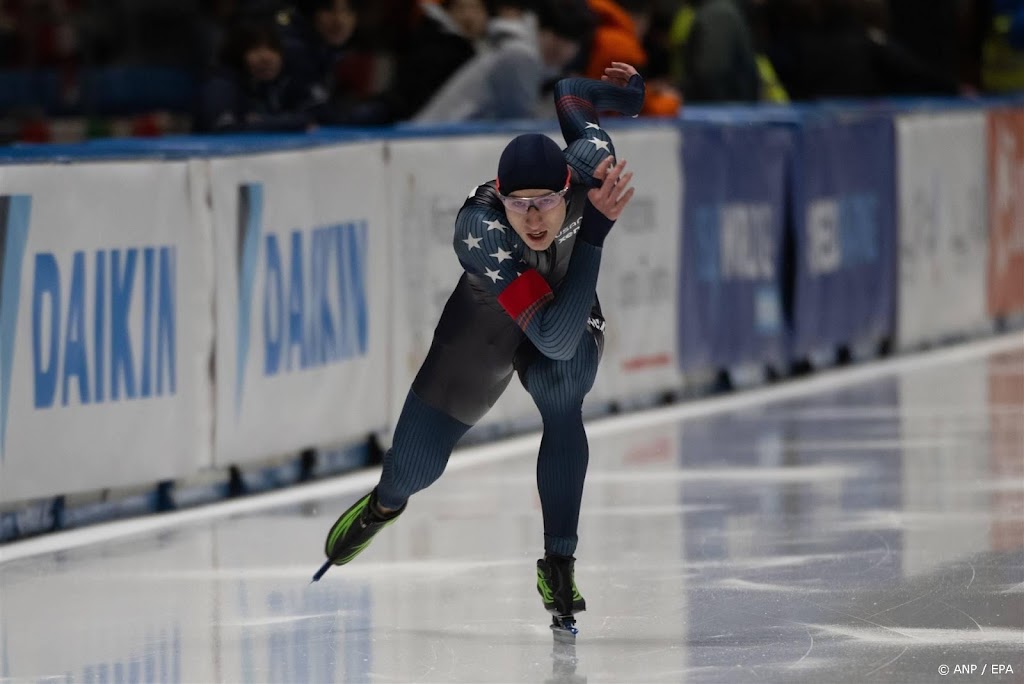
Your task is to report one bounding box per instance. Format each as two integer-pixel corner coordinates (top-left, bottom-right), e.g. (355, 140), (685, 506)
(312, 489), (404, 581)
(537, 555), (586, 639)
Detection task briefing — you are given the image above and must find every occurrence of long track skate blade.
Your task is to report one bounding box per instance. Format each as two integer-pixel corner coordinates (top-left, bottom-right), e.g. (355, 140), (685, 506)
(550, 616), (578, 641)
(311, 558), (334, 582)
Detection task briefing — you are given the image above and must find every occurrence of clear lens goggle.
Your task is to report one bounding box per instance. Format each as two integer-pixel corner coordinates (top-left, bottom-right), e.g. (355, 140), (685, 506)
(497, 170), (571, 215)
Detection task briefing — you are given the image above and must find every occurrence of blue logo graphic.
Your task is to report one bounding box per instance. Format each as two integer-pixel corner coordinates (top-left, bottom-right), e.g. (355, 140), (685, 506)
(806, 193), (879, 275)
(0, 195), (31, 460)
(31, 246), (177, 409)
(693, 202), (775, 283)
(233, 182), (370, 416)
(261, 222), (369, 377)
(235, 183), (264, 416)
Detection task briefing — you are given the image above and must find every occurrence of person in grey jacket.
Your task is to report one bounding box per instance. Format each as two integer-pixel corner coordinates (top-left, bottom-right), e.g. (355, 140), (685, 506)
(413, 0), (594, 122)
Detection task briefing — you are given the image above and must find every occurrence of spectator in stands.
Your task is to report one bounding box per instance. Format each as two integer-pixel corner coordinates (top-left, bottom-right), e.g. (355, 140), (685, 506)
(763, 0), (958, 100)
(196, 0), (241, 71)
(574, 0), (680, 115)
(666, 0), (779, 105)
(278, 0), (361, 98)
(388, 0), (490, 120)
(980, 0), (1024, 92)
(446, 0), (491, 39)
(681, 0), (759, 103)
(1, 0), (81, 68)
(413, 0), (594, 122)
(579, 0), (645, 79)
(0, 3), (20, 67)
(637, 3), (685, 113)
(195, 18), (323, 132)
(886, 0), (965, 89)
(857, 0), (964, 95)
(275, 0), (413, 125)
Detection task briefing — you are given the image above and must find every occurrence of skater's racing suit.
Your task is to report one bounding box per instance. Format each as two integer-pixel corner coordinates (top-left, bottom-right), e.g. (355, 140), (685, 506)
(410, 75), (646, 425)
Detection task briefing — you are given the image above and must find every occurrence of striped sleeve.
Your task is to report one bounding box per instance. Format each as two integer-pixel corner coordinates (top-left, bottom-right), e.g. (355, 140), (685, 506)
(554, 76), (645, 184)
(454, 199), (524, 297)
(453, 190), (604, 361)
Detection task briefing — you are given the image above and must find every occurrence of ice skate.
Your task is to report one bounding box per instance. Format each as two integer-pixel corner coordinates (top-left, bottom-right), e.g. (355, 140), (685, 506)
(537, 555), (586, 639)
(312, 489), (404, 581)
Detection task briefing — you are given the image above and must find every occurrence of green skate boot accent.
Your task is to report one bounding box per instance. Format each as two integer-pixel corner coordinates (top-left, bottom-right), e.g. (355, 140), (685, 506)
(536, 555), (586, 616)
(313, 489), (404, 581)
(537, 567), (555, 605)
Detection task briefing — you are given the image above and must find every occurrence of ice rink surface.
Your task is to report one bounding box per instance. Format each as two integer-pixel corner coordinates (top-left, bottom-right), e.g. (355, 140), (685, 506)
(1, 336), (1022, 684)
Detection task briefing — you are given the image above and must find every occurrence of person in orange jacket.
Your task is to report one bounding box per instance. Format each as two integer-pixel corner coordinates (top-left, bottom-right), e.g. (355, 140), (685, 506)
(582, 0), (646, 79)
(582, 0), (680, 116)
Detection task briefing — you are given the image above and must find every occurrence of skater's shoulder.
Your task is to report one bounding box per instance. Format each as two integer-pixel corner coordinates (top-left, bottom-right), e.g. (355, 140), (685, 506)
(455, 180), (507, 234)
(453, 181), (517, 265)
(462, 179), (502, 208)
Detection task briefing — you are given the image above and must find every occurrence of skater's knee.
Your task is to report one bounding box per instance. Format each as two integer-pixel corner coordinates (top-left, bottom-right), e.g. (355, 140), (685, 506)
(528, 361), (592, 416)
(381, 447), (450, 499)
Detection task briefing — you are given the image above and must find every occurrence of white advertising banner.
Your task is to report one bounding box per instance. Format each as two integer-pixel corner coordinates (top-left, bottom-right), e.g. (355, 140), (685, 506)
(594, 125), (685, 402)
(207, 143), (390, 466)
(386, 127), (684, 437)
(0, 161), (214, 503)
(897, 112), (990, 348)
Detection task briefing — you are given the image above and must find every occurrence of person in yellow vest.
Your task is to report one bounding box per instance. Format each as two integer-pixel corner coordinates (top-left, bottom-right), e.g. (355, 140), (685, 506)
(668, 0), (788, 103)
(982, 0), (1024, 92)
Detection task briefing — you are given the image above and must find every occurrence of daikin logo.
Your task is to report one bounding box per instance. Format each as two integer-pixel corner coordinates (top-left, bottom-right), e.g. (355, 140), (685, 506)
(0, 195), (32, 460)
(0, 193), (178, 460)
(234, 183), (370, 416)
(32, 247), (177, 408)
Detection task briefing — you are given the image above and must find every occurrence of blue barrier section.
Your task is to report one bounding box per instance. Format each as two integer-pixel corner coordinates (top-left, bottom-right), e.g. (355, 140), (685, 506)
(0, 115), (673, 163)
(789, 112), (897, 358)
(677, 119), (792, 372)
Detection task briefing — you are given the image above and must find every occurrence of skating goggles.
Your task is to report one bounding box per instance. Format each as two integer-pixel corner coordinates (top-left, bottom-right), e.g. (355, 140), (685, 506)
(497, 174), (571, 215)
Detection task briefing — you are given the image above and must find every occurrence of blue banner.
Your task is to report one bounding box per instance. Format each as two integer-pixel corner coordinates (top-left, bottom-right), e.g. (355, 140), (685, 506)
(789, 113), (897, 358)
(677, 121), (792, 372)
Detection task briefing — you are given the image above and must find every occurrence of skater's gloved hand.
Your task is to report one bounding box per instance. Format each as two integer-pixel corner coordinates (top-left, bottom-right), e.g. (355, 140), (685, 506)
(601, 62), (645, 117)
(601, 62), (643, 90)
(580, 156), (635, 247)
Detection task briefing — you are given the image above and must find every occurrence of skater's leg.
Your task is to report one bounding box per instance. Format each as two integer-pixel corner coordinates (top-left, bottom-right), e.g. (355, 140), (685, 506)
(375, 390), (472, 510)
(521, 331), (601, 557)
(319, 277), (520, 575)
(320, 335), (513, 574)
(519, 329), (600, 619)
(318, 390), (471, 575)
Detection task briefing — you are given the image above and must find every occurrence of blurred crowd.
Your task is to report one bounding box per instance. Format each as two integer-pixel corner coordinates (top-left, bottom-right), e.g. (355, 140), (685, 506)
(0, 0), (1021, 141)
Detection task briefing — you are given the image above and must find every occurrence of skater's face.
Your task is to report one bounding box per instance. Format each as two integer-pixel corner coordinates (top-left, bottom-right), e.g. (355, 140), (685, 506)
(502, 186), (568, 251)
